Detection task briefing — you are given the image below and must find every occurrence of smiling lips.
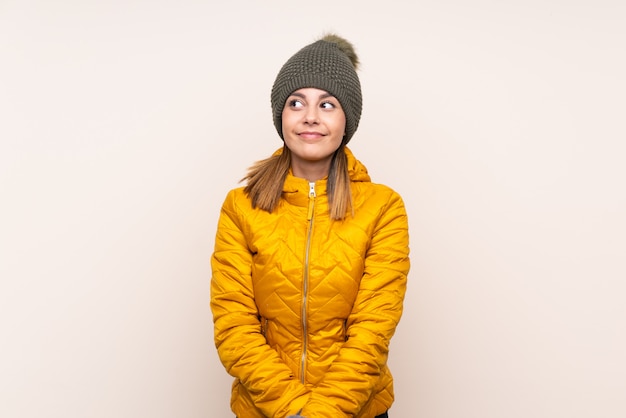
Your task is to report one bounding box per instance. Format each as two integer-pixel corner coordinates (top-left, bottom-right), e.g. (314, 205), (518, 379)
(298, 131), (325, 140)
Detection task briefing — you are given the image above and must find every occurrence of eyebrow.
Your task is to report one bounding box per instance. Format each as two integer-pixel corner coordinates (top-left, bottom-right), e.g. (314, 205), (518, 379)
(290, 91), (335, 100)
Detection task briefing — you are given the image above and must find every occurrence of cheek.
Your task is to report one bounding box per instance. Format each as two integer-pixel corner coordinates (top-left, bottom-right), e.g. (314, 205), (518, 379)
(281, 111), (297, 132)
(333, 115), (347, 135)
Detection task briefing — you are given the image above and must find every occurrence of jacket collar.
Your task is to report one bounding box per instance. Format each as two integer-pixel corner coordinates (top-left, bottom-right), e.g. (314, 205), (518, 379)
(277, 146), (371, 189)
(279, 146), (371, 208)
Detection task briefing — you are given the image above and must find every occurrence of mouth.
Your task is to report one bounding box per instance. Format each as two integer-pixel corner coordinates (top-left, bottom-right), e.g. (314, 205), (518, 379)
(298, 131), (325, 139)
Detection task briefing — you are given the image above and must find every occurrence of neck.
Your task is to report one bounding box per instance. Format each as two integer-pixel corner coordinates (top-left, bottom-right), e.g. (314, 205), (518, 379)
(290, 159), (332, 182)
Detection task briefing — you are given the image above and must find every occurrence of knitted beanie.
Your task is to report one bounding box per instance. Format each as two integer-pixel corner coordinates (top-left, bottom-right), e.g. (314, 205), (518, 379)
(270, 34), (362, 143)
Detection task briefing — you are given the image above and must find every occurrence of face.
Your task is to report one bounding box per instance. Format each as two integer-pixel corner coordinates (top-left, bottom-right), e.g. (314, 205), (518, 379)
(282, 88), (346, 180)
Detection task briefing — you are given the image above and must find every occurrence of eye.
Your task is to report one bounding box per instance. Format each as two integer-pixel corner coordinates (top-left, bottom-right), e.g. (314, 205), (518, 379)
(321, 101), (336, 110)
(288, 99), (304, 108)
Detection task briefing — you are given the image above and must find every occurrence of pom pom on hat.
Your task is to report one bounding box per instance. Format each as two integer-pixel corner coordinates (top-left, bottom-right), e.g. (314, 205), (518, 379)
(320, 33), (360, 70)
(270, 34), (363, 143)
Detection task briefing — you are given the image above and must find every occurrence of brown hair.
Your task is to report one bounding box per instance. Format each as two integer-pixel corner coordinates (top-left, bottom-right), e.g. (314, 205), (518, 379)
(242, 145), (353, 220)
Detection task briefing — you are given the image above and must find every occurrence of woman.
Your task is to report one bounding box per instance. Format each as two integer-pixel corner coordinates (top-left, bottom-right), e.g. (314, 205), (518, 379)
(211, 34), (410, 418)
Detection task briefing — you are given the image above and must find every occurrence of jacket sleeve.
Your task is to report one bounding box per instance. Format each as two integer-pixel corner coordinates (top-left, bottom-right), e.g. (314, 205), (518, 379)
(300, 191), (410, 418)
(211, 190), (310, 417)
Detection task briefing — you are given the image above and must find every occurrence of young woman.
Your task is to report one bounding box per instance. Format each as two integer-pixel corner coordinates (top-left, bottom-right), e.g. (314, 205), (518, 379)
(211, 34), (410, 418)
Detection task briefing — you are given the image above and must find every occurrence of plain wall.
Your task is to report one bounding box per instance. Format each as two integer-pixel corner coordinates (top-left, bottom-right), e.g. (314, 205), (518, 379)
(1, 1), (625, 417)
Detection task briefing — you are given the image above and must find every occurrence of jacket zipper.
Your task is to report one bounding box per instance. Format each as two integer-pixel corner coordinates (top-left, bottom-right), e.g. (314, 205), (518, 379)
(260, 317), (268, 338)
(301, 181), (316, 383)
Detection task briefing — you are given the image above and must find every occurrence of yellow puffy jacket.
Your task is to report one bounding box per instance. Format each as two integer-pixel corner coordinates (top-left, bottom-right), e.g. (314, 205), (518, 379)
(211, 148), (410, 418)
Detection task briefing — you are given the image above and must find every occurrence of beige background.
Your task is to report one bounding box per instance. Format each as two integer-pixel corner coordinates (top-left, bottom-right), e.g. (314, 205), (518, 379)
(1, 1), (625, 417)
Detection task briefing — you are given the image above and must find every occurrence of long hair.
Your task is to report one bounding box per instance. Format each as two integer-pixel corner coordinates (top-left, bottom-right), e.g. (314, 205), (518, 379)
(326, 145), (353, 219)
(242, 145), (353, 220)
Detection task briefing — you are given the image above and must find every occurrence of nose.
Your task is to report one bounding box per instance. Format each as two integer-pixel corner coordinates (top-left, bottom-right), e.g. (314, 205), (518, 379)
(304, 106), (319, 124)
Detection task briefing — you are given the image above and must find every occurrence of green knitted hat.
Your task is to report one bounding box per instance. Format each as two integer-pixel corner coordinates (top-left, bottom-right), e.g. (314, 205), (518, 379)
(270, 34), (362, 143)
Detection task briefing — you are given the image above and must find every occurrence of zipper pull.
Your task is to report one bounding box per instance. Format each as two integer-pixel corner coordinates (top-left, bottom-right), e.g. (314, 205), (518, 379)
(307, 182), (316, 220)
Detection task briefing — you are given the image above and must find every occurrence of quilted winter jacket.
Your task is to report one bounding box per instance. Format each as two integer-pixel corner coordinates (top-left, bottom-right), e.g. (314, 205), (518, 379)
(211, 148), (410, 418)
